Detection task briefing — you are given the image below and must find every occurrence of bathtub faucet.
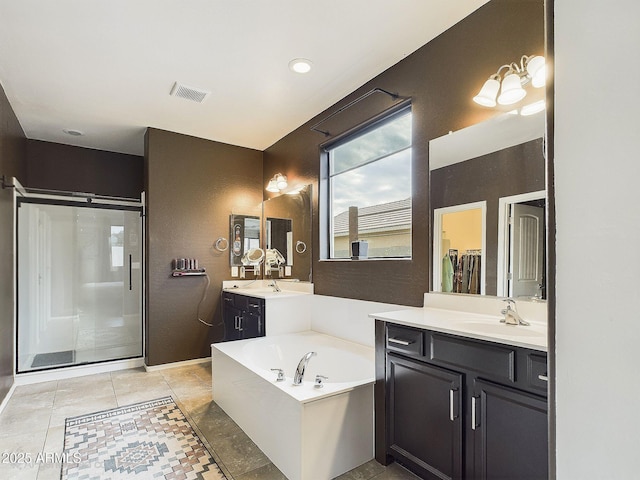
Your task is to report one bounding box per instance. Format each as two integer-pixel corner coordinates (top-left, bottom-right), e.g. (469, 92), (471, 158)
(293, 351), (317, 385)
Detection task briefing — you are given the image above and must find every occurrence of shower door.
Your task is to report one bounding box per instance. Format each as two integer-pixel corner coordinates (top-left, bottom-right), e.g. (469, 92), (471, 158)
(17, 199), (143, 373)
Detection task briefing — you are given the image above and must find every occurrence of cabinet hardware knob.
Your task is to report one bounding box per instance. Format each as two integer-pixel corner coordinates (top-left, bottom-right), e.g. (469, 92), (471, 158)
(388, 337), (413, 346)
(538, 374), (549, 382)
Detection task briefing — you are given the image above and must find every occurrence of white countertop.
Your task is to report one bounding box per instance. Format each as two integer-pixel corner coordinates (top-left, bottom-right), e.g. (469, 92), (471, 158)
(370, 307), (547, 352)
(222, 280), (314, 299)
(223, 287), (312, 299)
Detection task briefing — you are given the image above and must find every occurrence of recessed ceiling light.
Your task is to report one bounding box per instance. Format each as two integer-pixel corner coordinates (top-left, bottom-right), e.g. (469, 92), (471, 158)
(63, 128), (84, 136)
(288, 58), (313, 74)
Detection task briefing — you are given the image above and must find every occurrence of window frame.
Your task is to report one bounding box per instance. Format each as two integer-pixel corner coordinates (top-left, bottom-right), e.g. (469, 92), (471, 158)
(319, 101), (413, 261)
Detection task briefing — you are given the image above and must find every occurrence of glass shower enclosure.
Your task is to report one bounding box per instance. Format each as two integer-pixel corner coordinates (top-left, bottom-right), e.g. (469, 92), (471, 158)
(17, 198), (143, 373)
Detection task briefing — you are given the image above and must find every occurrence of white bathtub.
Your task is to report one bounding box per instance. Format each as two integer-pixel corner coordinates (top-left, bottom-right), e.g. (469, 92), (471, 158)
(211, 331), (375, 480)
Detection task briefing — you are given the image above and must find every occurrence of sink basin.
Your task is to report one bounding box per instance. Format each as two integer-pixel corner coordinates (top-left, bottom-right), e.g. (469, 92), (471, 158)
(453, 320), (546, 338)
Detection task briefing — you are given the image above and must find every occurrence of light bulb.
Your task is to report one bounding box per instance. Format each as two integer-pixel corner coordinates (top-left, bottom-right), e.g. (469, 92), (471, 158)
(526, 56), (546, 88)
(473, 77), (501, 107)
(266, 179), (279, 192)
(497, 72), (527, 105)
(520, 100), (546, 116)
(275, 174), (288, 190)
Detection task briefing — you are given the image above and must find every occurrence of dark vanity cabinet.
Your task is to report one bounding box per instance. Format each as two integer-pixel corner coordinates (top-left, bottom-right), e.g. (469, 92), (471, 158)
(380, 322), (548, 480)
(388, 354), (464, 480)
(222, 292), (265, 341)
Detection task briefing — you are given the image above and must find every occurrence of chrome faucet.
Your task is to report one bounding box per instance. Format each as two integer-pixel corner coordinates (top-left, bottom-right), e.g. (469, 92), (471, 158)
(269, 279), (281, 292)
(501, 298), (530, 326)
(293, 351), (316, 385)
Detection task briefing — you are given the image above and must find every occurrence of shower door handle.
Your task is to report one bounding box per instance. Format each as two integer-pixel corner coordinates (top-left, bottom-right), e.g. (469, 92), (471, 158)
(129, 254), (132, 291)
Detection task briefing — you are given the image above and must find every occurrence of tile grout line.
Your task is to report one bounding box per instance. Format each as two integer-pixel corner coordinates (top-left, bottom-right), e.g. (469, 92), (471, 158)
(36, 379), (61, 480)
(164, 375), (237, 480)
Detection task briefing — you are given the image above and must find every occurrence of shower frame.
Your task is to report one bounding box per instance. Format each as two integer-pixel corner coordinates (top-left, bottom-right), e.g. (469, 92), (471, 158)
(15, 187), (145, 374)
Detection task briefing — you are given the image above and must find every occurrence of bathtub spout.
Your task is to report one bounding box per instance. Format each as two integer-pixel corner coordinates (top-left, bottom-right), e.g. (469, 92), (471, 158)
(293, 351), (317, 385)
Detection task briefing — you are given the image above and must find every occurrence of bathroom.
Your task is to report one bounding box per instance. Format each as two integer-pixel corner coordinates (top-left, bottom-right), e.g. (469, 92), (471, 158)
(1, 0), (639, 479)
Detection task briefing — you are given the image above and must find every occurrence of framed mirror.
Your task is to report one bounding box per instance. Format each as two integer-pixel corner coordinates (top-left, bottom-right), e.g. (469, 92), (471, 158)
(429, 109), (546, 299)
(229, 214), (261, 267)
(263, 185), (312, 281)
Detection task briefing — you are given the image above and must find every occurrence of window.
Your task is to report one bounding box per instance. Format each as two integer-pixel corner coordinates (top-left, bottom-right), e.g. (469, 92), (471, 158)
(325, 106), (412, 259)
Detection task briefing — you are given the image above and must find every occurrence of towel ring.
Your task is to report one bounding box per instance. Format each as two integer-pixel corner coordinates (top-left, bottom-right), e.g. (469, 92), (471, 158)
(214, 237), (229, 252)
(295, 241), (307, 254)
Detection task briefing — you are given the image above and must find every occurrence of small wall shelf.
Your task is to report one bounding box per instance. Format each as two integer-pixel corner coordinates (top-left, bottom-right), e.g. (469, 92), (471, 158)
(171, 269), (206, 277)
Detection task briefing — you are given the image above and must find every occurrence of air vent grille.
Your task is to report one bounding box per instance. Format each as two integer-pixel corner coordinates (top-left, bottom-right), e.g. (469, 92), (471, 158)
(170, 82), (210, 103)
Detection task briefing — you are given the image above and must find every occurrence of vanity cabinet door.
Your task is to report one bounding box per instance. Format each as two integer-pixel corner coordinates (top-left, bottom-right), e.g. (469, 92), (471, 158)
(387, 353), (463, 480)
(222, 293), (265, 341)
(472, 379), (548, 480)
(222, 303), (243, 341)
(240, 311), (263, 339)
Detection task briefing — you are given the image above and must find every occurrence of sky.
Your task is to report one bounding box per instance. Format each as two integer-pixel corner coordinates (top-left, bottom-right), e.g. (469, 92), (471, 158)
(331, 148), (411, 215)
(330, 109), (412, 216)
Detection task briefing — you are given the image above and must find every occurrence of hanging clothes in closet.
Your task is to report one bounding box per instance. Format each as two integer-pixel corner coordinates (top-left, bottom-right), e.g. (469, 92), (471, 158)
(450, 249), (482, 295)
(442, 252), (454, 292)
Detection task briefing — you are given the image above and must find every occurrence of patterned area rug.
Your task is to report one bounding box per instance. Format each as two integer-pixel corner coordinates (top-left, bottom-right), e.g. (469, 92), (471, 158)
(61, 396), (226, 480)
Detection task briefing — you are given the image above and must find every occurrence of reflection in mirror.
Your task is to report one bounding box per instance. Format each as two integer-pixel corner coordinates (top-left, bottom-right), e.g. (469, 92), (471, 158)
(433, 202), (486, 295)
(229, 214), (260, 267)
(429, 110), (545, 298)
(263, 185), (312, 282)
(497, 190), (546, 299)
(266, 217), (292, 265)
(241, 247), (265, 266)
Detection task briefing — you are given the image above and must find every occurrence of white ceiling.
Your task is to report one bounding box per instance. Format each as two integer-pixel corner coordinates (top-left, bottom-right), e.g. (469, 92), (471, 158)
(0, 1), (488, 156)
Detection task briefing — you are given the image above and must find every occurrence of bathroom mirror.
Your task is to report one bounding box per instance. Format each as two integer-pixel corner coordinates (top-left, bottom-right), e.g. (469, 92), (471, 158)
(229, 214), (261, 267)
(263, 185), (312, 281)
(266, 217), (292, 265)
(429, 109), (546, 298)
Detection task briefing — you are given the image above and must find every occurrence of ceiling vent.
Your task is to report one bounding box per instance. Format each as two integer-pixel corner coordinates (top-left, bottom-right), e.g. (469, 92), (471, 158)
(170, 82), (210, 103)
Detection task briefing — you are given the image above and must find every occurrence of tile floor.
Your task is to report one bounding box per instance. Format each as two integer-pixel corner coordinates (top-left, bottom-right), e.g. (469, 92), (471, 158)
(0, 362), (420, 480)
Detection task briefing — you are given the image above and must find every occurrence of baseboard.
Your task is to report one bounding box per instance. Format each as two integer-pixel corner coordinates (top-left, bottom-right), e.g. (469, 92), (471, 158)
(14, 357), (145, 385)
(0, 382), (17, 415)
(144, 357), (211, 372)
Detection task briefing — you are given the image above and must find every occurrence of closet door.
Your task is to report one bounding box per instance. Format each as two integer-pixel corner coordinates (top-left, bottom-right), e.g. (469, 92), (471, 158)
(17, 201), (143, 372)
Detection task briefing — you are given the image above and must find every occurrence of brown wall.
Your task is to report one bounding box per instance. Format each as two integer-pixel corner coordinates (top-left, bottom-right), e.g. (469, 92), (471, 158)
(26, 139), (143, 199)
(144, 128), (263, 366)
(263, 0), (544, 306)
(0, 82), (26, 403)
(431, 138), (545, 295)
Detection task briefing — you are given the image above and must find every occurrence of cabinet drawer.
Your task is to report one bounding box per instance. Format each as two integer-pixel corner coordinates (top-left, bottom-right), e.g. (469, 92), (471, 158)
(229, 292), (264, 315)
(222, 292), (237, 307)
(527, 353), (548, 394)
(429, 333), (516, 384)
(244, 297), (263, 315)
(386, 325), (423, 356)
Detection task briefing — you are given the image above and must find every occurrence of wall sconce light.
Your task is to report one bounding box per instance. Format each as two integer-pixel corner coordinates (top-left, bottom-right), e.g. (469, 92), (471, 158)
(266, 173), (288, 192)
(473, 55), (546, 108)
